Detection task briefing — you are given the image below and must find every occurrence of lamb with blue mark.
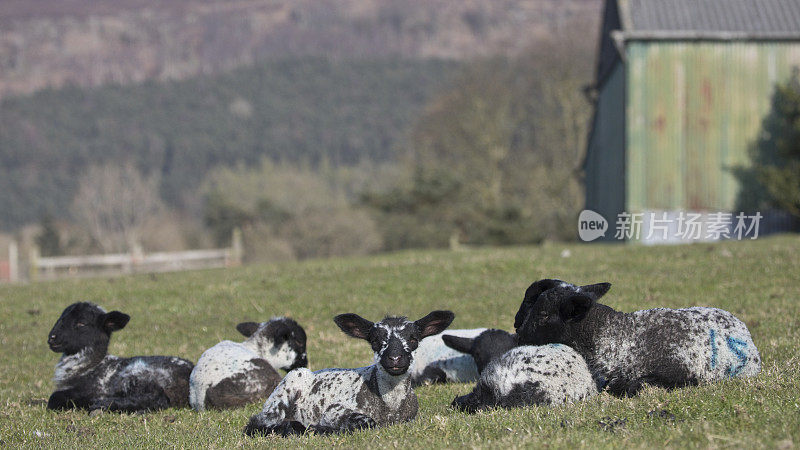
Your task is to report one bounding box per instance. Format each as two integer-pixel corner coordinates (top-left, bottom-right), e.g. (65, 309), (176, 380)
(514, 279), (762, 396)
(47, 302), (194, 412)
(443, 329), (596, 412)
(244, 310), (454, 436)
(189, 317), (307, 411)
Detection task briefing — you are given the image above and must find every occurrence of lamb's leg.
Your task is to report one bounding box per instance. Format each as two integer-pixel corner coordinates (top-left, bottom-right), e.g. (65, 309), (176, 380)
(413, 366), (448, 386)
(244, 369), (310, 437)
(605, 377), (643, 397)
(309, 405), (377, 434)
(451, 383), (491, 414)
(496, 381), (550, 408)
(243, 390), (298, 437)
(48, 389), (91, 410)
(88, 386), (171, 413)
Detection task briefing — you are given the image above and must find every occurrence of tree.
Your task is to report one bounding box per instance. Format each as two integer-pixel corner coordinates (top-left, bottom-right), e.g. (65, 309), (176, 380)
(736, 69), (800, 218)
(35, 215), (63, 257)
(71, 163), (163, 253)
(365, 30), (595, 247)
(202, 159), (382, 261)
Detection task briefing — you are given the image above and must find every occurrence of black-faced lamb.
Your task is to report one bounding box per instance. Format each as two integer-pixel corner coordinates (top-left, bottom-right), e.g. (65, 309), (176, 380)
(46, 302), (194, 412)
(444, 329), (596, 412)
(189, 317), (308, 411)
(441, 329), (518, 375)
(408, 328), (487, 386)
(514, 279), (762, 396)
(244, 310), (455, 436)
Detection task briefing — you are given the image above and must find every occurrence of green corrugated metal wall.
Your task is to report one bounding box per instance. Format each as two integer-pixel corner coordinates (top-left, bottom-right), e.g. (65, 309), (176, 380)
(626, 41), (800, 212)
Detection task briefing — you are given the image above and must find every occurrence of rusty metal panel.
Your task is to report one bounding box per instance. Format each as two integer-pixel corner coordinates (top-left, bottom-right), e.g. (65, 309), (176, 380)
(625, 41), (800, 212)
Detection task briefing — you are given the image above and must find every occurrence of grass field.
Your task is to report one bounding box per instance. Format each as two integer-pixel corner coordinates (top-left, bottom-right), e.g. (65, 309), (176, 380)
(1, 236), (799, 448)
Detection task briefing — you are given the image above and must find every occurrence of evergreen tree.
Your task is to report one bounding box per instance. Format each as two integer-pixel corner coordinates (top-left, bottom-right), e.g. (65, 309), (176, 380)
(737, 69), (800, 218)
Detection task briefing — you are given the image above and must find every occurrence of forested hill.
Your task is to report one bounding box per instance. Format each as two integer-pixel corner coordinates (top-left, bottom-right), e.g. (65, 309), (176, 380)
(0, 57), (459, 229)
(0, 0), (601, 98)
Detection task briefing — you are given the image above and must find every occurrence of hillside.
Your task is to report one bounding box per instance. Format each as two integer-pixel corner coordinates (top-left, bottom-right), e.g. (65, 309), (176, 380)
(0, 0), (601, 98)
(1, 237), (798, 447)
(0, 57), (459, 229)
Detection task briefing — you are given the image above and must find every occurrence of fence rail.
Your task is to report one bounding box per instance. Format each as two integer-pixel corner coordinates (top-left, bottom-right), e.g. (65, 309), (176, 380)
(29, 230), (242, 281)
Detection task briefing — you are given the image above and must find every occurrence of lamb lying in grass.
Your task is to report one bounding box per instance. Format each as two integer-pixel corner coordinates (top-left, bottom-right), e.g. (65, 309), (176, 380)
(244, 310), (454, 436)
(189, 317), (307, 411)
(444, 329), (596, 412)
(514, 279), (762, 396)
(47, 302), (193, 412)
(408, 328), (487, 386)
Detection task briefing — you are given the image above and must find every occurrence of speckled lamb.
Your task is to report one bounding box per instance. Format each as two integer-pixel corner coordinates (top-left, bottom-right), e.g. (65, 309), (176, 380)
(515, 279), (762, 396)
(445, 330), (596, 412)
(46, 302), (193, 412)
(244, 310), (454, 436)
(189, 317), (307, 411)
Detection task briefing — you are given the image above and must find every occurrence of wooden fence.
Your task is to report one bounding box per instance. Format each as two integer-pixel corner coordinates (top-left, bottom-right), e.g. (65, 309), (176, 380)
(28, 230), (242, 281)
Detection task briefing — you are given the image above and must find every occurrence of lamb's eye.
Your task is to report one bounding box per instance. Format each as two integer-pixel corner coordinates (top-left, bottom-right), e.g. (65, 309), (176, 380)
(76, 323), (85, 328)
(408, 338), (418, 347)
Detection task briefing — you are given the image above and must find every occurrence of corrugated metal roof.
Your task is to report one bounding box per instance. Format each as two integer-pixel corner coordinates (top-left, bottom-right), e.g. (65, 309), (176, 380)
(622, 0), (800, 34)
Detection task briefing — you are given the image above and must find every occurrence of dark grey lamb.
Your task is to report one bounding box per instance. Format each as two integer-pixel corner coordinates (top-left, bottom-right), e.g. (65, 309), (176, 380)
(514, 279), (762, 396)
(47, 302), (194, 412)
(441, 329), (518, 375)
(244, 310), (454, 437)
(444, 329), (596, 412)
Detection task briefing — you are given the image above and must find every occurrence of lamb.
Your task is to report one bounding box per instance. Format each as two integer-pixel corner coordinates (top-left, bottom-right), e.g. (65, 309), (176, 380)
(408, 328), (487, 386)
(189, 317), (308, 411)
(514, 279), (762, 396)
(444, 329), (596, 412)
(46, 302), (194, 412)
(244, 310), (455, 436)
(441, 329), (517, 375)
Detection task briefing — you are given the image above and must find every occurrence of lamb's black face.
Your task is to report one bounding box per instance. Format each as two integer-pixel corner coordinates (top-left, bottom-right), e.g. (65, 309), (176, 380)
(237, 317), (309, 370)
(443, 329), (517, 374)
(264, 318), (308, 370)
(371, 318), (419, 376)
(514, 279), (565, 329)
(47, 302), (130, 355)
(334, 310), (455, 377)
(515, 281), (611, 346)
(471, 330), (517, 373)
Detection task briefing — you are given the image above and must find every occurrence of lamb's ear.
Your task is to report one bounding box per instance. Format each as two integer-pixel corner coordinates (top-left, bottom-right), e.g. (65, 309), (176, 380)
(236, 322), (261, 337)
(415, 310), (455, 338)
(442, 335), (474, 354)
(523, 279), (563, 303)
(100, 311), (130, 332)
(559, 294), (594, 322)
(580, 282), (611, 299)
(334, 314), (374, 340)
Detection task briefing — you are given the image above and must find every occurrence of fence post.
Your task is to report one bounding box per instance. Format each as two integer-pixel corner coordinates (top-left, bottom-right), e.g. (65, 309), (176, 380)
(9, 240), (18, 283)
(231, 228), (243, 266)
(29, 245), (40, 282)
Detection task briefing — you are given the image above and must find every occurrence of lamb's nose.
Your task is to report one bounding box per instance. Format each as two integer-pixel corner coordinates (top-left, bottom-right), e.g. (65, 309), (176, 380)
(388, 355), (401, 363)
(48, 335), (56, 343)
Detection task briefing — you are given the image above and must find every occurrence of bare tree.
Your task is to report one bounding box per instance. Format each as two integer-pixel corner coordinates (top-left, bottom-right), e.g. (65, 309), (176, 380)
(71, 163), (163, 253)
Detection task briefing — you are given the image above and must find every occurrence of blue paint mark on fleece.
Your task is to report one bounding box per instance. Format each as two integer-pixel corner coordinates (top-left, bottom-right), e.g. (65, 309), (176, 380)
(708, 329), (718, 370)
(725, 336), (748, 377)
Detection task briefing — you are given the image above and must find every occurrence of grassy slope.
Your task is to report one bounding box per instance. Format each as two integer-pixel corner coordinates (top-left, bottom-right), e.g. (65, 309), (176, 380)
(0, 236), (798, 448)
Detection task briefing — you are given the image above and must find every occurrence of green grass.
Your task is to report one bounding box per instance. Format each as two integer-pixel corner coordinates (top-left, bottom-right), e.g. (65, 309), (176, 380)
(1, 236), (799, 448)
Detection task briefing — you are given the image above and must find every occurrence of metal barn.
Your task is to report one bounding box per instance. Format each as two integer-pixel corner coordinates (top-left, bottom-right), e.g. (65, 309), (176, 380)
(584, 0), (800, 241)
